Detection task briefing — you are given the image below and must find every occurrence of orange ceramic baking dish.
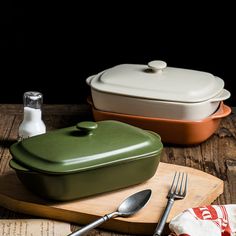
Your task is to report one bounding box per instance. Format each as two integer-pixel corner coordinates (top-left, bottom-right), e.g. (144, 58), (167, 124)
(89, 101), (231, 145)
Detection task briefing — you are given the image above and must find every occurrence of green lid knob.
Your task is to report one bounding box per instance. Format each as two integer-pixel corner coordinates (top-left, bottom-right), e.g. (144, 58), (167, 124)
(76, 121), (98, 134)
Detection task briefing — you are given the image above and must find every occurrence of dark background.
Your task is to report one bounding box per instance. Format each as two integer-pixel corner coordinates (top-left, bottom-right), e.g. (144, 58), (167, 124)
(1, 2), (235, 106)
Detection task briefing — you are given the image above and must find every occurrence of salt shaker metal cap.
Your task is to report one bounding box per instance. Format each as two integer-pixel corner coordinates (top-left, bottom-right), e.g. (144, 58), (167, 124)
(23, 91), (43, 109)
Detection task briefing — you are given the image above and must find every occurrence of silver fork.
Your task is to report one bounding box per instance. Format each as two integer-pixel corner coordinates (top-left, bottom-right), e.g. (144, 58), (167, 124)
(153, 172), (188, 236)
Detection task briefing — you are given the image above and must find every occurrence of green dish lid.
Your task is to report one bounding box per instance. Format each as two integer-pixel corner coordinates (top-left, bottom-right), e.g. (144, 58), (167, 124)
(10, 120), (163, 174)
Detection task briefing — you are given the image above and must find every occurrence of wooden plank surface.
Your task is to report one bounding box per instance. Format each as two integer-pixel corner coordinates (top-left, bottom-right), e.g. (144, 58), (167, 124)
(0, 104), (236, 235)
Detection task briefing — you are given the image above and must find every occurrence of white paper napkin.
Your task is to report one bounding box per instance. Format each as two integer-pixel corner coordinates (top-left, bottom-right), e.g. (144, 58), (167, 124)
(169, 205), (236, 236)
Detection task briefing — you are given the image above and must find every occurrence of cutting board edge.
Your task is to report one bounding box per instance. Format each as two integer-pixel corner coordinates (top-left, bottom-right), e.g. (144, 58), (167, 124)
(0, 193), (157, 235)
(197, 178), (224, 206)
(0, 163), (225, 235)
(0, 193), (90, 221)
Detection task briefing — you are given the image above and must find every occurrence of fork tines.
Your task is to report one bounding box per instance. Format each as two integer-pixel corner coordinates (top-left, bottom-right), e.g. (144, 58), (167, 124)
(168, 172), (188, 199)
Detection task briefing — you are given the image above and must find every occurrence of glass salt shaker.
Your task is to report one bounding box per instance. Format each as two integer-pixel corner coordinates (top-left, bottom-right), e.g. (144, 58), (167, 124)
(18, 91), (46, 141)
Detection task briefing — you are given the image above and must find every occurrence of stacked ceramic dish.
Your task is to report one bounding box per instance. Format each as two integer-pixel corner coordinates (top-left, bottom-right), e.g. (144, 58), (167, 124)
(87, 60), (231, 145)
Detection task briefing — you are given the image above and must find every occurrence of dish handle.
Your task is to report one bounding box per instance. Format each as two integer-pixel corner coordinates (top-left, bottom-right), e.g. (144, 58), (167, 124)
(211, 103), (232, 120)
(86, 75), (95, 85)
(210, 89), (231, 102)
(9, 159), (30, 172)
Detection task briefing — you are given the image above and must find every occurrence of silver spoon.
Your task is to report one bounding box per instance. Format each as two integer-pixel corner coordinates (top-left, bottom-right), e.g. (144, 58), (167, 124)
(68, 189), (152, 236)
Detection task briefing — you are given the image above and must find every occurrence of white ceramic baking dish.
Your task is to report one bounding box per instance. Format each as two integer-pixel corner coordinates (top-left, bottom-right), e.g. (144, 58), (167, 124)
(86, 61), (230, 120)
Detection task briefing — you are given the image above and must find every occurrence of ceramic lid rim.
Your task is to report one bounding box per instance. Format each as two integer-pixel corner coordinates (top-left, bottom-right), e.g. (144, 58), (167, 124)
(9, 121), (163, 174)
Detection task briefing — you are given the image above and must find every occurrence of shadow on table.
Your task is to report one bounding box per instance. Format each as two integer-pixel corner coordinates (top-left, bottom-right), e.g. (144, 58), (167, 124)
(0, 138), (17, 149)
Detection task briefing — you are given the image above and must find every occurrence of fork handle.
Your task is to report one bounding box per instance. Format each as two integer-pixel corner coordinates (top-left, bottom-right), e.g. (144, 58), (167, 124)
(153, 198), (174, 236)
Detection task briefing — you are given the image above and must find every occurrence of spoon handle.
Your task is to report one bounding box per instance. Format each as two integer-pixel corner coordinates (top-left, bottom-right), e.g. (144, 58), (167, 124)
(68, 212), (117, 236)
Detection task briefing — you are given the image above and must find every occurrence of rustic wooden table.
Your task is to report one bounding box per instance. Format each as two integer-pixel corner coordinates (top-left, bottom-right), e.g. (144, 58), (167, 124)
(0, 104), (235, 236)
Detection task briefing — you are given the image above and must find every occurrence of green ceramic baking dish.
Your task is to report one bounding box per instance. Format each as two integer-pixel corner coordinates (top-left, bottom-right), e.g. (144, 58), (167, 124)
(9, 120), (163, 201)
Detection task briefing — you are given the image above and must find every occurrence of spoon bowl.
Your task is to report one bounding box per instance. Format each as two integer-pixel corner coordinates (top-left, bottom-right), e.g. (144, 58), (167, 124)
(118, 189), (152, 216)
(68, 189), (152, 236)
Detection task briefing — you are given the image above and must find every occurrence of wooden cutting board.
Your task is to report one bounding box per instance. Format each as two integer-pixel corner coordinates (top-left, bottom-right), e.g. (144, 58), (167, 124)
(0, 162), (223, 235)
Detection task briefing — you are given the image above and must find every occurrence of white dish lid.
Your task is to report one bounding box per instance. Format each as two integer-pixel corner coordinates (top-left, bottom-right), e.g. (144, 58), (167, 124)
(88, 60), (225, 103)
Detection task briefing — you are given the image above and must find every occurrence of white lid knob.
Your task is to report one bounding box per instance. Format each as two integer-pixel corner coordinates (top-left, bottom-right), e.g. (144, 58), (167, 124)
(148, 60), (167, 73)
